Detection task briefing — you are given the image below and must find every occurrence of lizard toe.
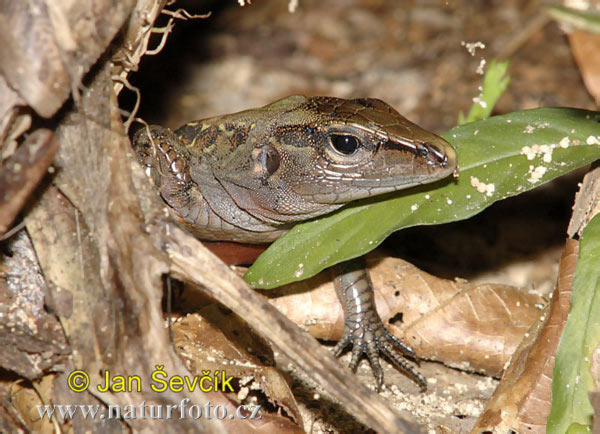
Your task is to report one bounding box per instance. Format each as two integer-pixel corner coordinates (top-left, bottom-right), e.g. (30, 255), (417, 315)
(380, 336), (427, 392)
(384, 329), (418, 359)
(332, 332), (352, 358)
(348, 341), (364, 372)
(365, 339), (384, 391)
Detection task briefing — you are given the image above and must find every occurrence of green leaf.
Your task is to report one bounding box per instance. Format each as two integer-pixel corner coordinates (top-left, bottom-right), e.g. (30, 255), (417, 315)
(566, 423), (593, 434)
(547, 5), (600, 34)
(245, 108), (600, 289)
(458, 59), (510, 124)
(547, 213), (600, 433)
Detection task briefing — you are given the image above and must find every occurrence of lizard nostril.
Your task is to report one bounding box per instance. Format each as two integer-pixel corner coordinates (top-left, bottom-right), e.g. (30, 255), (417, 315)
(423, 143), (447, 164)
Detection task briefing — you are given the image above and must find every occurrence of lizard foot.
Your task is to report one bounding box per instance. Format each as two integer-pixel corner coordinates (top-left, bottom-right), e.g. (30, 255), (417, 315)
(332, 314), (427, 392)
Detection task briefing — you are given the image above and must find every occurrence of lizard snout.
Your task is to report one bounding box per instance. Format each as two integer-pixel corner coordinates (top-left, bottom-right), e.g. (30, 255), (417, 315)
(423, 143), (448, 165)
(424, 139), (457, 172)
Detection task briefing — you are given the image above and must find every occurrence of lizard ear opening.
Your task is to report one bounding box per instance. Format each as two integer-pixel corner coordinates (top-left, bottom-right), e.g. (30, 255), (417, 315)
(253, 145), (281, 178)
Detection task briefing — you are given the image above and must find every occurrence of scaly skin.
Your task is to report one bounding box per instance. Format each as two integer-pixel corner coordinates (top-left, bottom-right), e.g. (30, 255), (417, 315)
(133, 95), (457, 391)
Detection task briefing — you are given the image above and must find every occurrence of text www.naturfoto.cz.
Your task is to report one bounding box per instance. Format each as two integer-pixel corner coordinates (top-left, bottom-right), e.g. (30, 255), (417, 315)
(37, 399), (262, 421)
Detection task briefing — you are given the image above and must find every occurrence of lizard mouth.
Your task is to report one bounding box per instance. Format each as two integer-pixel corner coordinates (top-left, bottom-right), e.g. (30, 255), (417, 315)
(377, 134), (457, 182)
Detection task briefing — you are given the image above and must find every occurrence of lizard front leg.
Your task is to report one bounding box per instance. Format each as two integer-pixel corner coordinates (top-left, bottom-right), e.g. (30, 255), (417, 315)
(133, 126), (194, 213)
(332, 257), (427, 391)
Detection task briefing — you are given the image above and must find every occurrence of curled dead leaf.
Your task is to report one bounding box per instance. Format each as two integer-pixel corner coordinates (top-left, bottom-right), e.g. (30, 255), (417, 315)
(0, 231), (69, 379)
(569, 31), (600, 105)
(0, 0), (135, 118)
(0, 129), (57, 236)
(173, 311), (304, 430)
(472, 238), (578, 433)
(9, 375), (56, 433)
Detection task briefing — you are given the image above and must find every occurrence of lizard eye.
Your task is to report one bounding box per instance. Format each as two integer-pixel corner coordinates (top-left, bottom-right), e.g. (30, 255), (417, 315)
(329, 134), (360, 155)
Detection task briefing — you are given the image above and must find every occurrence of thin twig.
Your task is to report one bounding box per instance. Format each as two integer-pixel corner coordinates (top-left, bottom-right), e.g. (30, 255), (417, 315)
(111, 75), (141, 134)
(0, 220), (26, 241)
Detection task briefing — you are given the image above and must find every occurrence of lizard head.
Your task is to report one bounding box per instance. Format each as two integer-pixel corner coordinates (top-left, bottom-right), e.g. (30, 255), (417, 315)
(266, 96), (457, 205)
(132, 96), (458, 232)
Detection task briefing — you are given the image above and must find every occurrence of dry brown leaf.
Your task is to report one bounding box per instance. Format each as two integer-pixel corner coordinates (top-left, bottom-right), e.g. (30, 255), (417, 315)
(0, 375), (28, 434)
(0, 0), (135, 118)
(0, 231), (69, 379)
(271, 253), (544, 376)
(472, 238), (578, 433)
(174, 311), (304, 430)
(0, 75), (27, 156)
(0, 129), (57, 236)
(569, 30), (600, 105)
(9, 374), (56, 434)
(568, 144), (600, 238)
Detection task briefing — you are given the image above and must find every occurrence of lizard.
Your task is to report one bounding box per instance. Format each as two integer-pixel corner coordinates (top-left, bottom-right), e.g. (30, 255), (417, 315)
(132, 95), (457, 391)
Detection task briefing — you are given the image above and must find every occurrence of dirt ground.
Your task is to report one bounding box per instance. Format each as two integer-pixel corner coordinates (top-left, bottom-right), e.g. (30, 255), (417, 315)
(123, 0), (596, 432)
